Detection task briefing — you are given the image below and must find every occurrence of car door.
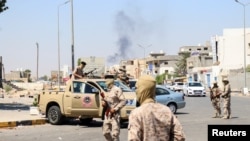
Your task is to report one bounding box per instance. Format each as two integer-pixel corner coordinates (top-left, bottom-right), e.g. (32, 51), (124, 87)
(70, 81), (100, 116)
(155, 87), (171, 105)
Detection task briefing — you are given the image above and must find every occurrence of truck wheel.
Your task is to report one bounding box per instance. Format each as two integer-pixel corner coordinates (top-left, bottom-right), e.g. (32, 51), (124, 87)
(47, 106), (63, 125)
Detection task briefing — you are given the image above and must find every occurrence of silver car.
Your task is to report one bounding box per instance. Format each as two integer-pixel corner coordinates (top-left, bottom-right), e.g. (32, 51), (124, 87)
(155, 85), (186, 114)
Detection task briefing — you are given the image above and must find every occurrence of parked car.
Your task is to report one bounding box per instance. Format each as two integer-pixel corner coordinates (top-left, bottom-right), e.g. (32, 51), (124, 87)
(155, 85), (186, 113)
(169, 82), (184, 92)
(182, 82), (206, 97)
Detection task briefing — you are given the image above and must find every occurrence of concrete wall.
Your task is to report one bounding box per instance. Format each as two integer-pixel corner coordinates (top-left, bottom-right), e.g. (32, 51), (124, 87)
(12, 82), (44, 90)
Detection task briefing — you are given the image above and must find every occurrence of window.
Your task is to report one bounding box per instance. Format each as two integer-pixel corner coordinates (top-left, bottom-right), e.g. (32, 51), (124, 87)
(156, 88), (170, 96)
(73, 82), (82, 93)
(204, 47), (208, 50)
(164, 61), (168, 65)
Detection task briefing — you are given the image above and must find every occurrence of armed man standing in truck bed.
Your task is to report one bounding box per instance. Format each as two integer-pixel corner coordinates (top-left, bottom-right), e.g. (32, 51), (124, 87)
(102, 79), (126, 141)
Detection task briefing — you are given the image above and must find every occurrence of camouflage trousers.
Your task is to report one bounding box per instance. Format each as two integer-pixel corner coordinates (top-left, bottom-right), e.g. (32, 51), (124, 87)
(102, 114), (120, 141)
(222, 97), (231, 118)
(211, 98), (221, 116)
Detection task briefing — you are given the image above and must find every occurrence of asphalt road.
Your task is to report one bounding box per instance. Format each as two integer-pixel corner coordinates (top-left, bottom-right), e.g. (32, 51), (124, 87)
(1, 94), (250, 141)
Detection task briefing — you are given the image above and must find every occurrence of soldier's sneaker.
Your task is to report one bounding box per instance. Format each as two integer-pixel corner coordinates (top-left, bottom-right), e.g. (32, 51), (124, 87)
(222, 116), (229, 119)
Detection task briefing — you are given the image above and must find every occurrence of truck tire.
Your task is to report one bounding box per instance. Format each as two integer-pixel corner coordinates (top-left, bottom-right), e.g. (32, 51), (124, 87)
(47, 106), (63, 125)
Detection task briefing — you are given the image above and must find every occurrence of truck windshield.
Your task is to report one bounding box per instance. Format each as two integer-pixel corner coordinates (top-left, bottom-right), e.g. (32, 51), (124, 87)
(96, 80), (133, 92)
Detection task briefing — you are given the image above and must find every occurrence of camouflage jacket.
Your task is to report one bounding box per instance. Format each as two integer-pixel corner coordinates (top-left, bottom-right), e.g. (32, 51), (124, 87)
(128, 103), (185, 141)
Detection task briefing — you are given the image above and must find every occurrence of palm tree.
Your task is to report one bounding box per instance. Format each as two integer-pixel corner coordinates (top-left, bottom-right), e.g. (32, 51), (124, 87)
(175, 52), (190, 77)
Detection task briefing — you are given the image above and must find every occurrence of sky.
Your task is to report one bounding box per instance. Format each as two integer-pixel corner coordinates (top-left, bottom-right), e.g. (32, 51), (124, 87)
(1, 0), (250, 77)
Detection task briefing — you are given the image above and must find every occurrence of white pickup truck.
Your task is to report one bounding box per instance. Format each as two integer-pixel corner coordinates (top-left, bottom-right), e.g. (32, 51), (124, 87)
(169, 82), (184, 92)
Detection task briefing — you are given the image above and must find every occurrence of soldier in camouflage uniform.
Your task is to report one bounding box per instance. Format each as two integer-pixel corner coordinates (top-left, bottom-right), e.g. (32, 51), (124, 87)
(209, 81), (222, 118)
(102, 79), (126, 141)
(221, 78), (231, 119)
(128, 75), (185, 141)
(117, 68), (129, 86)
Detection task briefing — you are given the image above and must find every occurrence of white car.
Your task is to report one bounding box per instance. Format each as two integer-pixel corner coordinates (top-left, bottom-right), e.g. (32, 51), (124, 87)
(183, 82), (206, 97)
(169, 82), (184, 92)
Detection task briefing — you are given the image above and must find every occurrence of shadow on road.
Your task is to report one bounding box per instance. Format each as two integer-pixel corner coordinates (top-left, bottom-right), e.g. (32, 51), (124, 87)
(58, 118), (129, 128)
(0, 103), (30, 111)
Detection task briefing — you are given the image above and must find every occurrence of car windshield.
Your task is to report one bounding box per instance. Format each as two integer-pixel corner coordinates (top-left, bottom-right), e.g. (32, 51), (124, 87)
(96, 80), (133, 92)
(176, 82), (184, 85)
(188, 82), (202, 87)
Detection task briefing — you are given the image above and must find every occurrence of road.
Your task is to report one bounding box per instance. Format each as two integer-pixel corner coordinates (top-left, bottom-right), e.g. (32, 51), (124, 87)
(1, 94), (250, 141)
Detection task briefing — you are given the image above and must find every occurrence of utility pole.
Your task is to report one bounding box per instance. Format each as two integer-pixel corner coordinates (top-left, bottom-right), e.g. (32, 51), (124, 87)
(0, 56), (3, 89)
(36, 42), (39, 81)
(70, 0), (75, 71)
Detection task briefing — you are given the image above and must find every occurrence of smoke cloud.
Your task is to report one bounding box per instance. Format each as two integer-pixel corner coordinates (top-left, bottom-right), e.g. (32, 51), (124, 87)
(108, 11), (135, 63)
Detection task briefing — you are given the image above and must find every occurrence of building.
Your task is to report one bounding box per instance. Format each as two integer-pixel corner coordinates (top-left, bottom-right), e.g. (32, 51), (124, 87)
(179, 43), (214, 86)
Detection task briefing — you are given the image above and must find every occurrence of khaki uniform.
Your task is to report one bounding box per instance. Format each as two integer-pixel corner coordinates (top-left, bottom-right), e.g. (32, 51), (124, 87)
(221, 83), (231, 119)
(210, 87), (221, 118)
(128, 75), (185, 141)
(102, 85), (126, 141)
(128, 103), (185, 141)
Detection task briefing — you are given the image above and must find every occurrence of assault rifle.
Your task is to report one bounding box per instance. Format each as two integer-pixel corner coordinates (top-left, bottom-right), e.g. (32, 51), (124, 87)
(100, 92), (114, 119)
(84, 68), (97, 76)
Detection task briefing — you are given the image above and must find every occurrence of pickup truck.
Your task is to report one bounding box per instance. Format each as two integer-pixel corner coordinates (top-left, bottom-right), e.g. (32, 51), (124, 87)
(169, 82), (184, 92)
(38, 79), (136, 125)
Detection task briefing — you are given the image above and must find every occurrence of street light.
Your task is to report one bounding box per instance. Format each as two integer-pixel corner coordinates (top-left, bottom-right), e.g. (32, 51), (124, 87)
(137, 44), (152, 59)
(70, 0), (75, 71)
(235, 0), (250, 93)
(137, 44), (152, 74)
(58, 1), (70, 90)
(36, 42), (39, 81)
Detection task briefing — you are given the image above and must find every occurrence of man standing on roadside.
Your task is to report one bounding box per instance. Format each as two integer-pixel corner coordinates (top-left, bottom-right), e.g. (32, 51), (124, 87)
(102, 79), (126, 141)
(128, 75), (185, 141)
(221, 77), (231, 119)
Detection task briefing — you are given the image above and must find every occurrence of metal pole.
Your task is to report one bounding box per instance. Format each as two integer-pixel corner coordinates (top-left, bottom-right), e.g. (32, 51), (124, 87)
(58, 1), (70, 90)
(70, 0), (75, 71)
(36, 42), (39, 81)
(0, 56), (3, 89)
(58, 5), (61, 90)
(235, 0), (250, 91)
(137, 44), (152, 74)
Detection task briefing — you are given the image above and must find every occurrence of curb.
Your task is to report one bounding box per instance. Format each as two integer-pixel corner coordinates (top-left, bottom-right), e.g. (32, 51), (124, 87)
(0, 119), (47, 128)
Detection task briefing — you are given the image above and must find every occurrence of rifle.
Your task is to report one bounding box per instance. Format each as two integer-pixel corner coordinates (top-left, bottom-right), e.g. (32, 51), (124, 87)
(209, 87), (213, 101)
(100, 92), (113, 119)
(84, 68), (97, 76)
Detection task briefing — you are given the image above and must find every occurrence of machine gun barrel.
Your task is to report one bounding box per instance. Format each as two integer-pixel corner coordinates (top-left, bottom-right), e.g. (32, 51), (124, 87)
(85, 68), (97, 75)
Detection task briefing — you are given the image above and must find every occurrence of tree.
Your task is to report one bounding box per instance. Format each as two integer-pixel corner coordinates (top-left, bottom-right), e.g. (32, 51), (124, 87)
(23, 69), (32, 82)
(175, 52), (190, 77)
(155, 73), (166, 85)
(77, 58), (81, 66)
(0, 0), (8, 13)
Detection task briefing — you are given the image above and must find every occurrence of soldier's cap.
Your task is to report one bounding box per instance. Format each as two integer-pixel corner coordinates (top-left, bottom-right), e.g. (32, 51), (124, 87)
(81, 61), (87, 65)
(222, 78), (229, 82)
(105, 79), (114, 86)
